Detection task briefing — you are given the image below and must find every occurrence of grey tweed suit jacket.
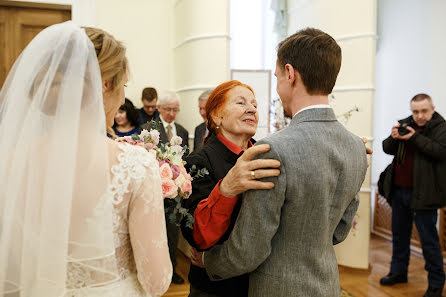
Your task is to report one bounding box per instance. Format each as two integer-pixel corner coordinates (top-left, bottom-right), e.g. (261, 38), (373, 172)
(204, 108), (368, 297)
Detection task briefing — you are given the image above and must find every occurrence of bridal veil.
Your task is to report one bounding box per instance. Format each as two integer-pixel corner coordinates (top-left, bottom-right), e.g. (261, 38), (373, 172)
(0, 22), (120, 296)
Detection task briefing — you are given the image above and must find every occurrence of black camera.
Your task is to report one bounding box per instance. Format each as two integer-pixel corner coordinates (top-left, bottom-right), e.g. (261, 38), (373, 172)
(398, 119), (413, 136)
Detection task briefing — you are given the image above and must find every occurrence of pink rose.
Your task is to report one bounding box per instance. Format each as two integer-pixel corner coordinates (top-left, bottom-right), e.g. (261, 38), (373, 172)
(175, 174), (191, 198)
(159, 163), (173, 179)
(180, 180), (192, 199)
(171, 165), (180, 180)
(162, 178), (178, 199)
(144, 142), (154, 150)
(170, 135), (182, 146)
(179, 165), (187, 175)
(139, 129), (150, 140)
(158, 159), (169, 167)
(135, 141), (145, 147)
(150, 129), (160, 145)
(174, 174), (186, 187)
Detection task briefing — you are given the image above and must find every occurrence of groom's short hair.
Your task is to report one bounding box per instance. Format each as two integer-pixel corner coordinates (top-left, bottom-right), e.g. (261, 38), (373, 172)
(277, 27), (341, 95)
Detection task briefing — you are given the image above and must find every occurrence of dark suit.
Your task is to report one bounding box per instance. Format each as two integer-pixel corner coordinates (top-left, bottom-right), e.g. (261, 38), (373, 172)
(154, 118), (189, 273)
(157, 121), (189, 152)
(138, 108), (159, 129)
(193, 122), (207, 151)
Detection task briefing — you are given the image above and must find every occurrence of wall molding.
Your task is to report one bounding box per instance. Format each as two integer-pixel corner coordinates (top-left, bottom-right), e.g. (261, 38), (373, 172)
(361, 136), (374, 142)
(175, 84), (216, 93)
(336, 33), (377, 42)
(175, 33), (230, 49)
(332, 86), (375, 92)
(287, 0), (314, 15)
(174, 0), (184, 8)
(360, 187), (371, 193)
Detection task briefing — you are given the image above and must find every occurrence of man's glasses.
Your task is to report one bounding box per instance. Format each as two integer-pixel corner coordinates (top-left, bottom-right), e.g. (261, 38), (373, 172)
(161, 107), (180, 113)
(144, 105), (157, 110)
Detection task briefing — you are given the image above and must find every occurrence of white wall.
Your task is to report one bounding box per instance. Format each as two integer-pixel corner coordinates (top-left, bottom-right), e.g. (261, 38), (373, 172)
(173, 0), (230, 137)
(95, 0), (173, 107)
(373, 0), (446, 184)
(12, 0), (174, 107)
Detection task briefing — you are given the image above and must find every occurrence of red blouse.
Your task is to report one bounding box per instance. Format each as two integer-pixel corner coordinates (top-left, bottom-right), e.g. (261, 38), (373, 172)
(192, 134), (252, 249)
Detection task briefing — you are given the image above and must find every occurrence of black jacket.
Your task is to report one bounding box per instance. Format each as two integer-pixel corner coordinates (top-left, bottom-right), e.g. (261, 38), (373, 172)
(181, 133), (251, 297)
(382, 112), (446, 209)
(193, 122), (206, 151)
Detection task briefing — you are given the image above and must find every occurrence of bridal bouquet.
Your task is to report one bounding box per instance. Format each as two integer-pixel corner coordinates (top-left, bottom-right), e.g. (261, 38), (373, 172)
(116, 126), (207, 229)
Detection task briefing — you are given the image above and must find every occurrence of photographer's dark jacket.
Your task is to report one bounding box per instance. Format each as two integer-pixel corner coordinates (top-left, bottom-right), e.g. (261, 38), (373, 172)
(382, 112), (446, 209)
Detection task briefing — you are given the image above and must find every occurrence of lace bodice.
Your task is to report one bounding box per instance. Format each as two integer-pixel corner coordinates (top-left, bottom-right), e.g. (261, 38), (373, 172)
(66, 143), (172, 297)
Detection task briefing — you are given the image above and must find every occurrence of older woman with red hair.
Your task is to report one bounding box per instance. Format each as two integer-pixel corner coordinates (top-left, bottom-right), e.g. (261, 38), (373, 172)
(181, 80), (281, 297)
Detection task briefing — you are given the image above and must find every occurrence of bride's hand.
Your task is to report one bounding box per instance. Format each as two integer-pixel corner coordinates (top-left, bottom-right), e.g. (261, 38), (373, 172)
(219, 144), (281, 198)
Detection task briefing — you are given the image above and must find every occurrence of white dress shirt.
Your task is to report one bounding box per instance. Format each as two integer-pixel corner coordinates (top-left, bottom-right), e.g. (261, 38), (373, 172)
(159, 115), (177, 137)
(293, 104), (331, 118)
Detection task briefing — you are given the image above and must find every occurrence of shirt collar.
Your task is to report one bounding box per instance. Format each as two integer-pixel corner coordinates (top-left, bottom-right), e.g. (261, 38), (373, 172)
(293, 104), (331, 118)
(217, 133), (253, 155)
(159, 114), (174, 128)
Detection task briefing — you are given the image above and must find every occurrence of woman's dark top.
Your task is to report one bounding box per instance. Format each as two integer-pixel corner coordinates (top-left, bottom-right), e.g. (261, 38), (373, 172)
(113, 126), (140, 137)
(181, 133), (251, 297)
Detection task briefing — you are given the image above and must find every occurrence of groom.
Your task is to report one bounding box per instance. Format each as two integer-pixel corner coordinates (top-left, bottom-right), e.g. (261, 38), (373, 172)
(195, 28), (368, 297)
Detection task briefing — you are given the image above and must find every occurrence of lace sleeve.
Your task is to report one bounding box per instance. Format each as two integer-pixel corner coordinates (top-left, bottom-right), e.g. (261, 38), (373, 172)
(128, 152), (172, 296)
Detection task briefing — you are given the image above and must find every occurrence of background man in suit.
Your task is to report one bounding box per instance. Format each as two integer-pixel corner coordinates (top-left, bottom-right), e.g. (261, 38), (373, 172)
(138, 87), (159, 127)
(194, 28), (368, 297)
(193, 89), (212, 151)
(155, 91), (189, 284)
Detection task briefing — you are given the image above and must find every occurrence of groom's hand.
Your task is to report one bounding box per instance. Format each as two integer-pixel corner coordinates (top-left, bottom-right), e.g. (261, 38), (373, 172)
(191, 248), (205, 268)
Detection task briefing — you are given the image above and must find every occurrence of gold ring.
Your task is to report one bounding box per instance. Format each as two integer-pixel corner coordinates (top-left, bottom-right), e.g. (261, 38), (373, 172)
(250, 171), (256, 179)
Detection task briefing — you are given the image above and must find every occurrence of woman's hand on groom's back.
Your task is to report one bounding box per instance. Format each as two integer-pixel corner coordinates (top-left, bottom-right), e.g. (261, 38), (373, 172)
(219, 144), (281, 198)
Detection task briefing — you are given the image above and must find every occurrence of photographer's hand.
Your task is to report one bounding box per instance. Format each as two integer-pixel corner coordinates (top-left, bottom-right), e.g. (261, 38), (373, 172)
(391, 123), (415, 140)
(399, 126), (415, 140)
(391, 124), (401, 139)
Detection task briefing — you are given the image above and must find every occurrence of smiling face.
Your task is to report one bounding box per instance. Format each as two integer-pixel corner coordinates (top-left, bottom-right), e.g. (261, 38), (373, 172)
(114, 109), (129, 126)
(215, 86), (258, 141)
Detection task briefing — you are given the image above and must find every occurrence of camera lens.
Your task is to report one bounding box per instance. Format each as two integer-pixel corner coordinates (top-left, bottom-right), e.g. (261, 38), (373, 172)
(398, 123), (409, 136)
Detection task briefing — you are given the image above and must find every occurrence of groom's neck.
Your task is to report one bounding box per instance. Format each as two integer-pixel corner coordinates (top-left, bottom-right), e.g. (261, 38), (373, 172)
(290, 93), (329, 116)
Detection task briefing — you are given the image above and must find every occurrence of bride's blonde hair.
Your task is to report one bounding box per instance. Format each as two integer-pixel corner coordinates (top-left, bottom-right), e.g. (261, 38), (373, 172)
(84, 27), (129, 137)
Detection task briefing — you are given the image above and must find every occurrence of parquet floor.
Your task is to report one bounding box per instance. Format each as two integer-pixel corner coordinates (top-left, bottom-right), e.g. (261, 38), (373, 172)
(163, 234), (436, 297)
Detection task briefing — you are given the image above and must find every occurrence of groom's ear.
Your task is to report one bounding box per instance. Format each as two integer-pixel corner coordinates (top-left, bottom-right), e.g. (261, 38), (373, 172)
(285, 64), (296, 85)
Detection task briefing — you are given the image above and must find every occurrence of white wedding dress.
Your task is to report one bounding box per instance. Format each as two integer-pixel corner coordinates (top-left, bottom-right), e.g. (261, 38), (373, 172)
(0, 22), (172, 297)
(66, 143), (172, 297)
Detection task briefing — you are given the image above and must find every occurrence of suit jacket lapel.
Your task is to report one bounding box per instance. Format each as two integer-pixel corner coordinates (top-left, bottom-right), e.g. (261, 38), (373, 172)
(159, 124), (168, 144)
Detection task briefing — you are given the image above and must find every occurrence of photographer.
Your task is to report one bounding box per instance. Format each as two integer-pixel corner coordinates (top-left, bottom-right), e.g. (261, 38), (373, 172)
(380, 94), (446, 297)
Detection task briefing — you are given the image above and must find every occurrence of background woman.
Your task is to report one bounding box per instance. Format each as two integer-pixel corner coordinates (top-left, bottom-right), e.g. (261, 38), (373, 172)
(181, 80), (281, 297)
(0, 22), (171, 297)
(113, 98), (141, 137)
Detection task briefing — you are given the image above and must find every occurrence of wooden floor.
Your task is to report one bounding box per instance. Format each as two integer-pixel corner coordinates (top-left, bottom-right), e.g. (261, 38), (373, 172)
(163, 234), (435, 297)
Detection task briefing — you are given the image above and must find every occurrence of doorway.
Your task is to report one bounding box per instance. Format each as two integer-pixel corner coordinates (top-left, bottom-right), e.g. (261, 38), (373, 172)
(0, 4), (71, 88)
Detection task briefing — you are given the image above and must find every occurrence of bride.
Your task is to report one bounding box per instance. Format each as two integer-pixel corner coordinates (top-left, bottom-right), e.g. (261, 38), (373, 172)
(0, 22), (172, 297)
